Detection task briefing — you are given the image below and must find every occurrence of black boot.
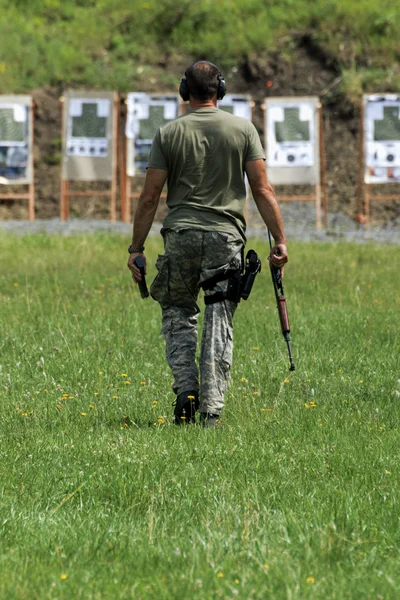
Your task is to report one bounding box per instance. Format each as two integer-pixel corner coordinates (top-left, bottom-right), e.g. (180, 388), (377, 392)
(173, 391), (199, 425)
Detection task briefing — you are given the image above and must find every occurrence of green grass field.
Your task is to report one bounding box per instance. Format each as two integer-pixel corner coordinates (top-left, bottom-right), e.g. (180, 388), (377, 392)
(0, 234), (399, 599)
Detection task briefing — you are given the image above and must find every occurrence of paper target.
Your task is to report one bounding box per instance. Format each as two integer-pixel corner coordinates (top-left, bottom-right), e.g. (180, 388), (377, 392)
(62, 91), (115, 182)
(265, 97), (320, 185)
(364, 95), (400, 183)
(126, 93), (180, 176)
(0, 98), (31, 183)
(67, 99), (110, 158)
(267, 103), (314, 167)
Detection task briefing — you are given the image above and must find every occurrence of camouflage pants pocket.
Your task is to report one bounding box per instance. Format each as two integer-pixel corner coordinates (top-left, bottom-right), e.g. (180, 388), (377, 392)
(150, 254), (170, 306)
(150, 253), (199, 312)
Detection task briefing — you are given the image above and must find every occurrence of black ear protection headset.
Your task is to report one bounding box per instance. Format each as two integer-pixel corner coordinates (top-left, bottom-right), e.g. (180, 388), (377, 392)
(179, 61), (226, 102)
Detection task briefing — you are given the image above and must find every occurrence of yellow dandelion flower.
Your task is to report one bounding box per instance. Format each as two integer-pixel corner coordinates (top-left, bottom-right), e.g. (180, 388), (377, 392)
(309, 401), (317, 407)
(152, 401), (158, 406)
(217, 572), (224, 578)
(319, 423), (323, 427)
(112, 396), (118, 399)
(306, 577), (315, 584)
(157, 417), (165, 424)
(253, 391), (259, 396)
(94, 392), (99, 396)
(60, 573), (68, 581)
(121, 373), (127, 377)
(187, 395), (195, 399)
(234, 578), (240, 584)
(261, 407), (266, 412)
(89, 405), (94, 409)
(359, 380), (363, 384)
(56, 404), (62, 409)
(241, 377), (247, 382)
(99, 371), (103, 375)
(140, 381), (146, 385)
(284, 378), (290, 383)
(125, 381), (131, 385)
(81, 412), (87, 417)
(263, 563), (269, 570)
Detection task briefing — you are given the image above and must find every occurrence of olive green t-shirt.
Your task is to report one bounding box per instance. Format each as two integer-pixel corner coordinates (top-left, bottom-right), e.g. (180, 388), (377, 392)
(147, 108), (265, 241)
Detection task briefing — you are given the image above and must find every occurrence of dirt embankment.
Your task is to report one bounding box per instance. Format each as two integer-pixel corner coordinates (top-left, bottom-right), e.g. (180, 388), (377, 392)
(1, 38), (399, 224)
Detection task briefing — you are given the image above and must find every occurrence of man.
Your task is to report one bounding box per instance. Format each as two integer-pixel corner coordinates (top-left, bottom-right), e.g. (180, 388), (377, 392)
(128, 60), (288, 427)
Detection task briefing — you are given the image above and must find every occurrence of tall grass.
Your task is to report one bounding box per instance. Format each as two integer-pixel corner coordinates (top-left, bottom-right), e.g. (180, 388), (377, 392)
(0, 234), (400, 598)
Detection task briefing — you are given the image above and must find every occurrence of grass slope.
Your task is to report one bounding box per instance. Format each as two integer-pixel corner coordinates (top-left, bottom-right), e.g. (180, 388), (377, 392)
(0, 234), (399, 599)
(0, 0), (399, 96)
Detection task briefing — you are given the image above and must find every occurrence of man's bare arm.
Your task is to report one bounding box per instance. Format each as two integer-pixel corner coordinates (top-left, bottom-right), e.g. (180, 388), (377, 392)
(131, 168), (168, 248)
(245, 159), (288, 268)
(127, 168), (168, 282)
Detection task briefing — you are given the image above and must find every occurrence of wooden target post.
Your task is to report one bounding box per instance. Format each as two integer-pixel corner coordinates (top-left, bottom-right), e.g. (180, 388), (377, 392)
(60, 91), (119, 221)
(357, 95), (400, 229)
(264, 97), (328, 230)
(0, 96), (35, 220)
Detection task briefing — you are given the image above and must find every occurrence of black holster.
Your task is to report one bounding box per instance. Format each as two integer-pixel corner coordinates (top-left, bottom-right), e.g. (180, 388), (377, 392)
(203, 250), (261, 305)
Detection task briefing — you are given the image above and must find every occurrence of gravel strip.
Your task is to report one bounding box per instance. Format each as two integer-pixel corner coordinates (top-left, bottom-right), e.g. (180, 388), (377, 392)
(0, 205), (399, 245)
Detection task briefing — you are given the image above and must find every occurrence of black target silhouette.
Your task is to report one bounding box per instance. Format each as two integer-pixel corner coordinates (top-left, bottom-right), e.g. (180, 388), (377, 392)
(0, 108), (25, 143)
(373, 106), (400, 142)
(71, 103), (107, 138)
(138, 105), (174, 140)
(275, 107), (310, 143)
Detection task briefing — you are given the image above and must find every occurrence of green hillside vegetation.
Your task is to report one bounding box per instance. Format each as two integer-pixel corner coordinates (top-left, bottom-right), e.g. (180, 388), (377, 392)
(0, 0), (399, 101)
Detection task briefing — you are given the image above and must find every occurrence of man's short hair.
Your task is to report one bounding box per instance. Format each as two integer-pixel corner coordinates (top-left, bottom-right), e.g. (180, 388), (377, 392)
(185, 61), (221, 101)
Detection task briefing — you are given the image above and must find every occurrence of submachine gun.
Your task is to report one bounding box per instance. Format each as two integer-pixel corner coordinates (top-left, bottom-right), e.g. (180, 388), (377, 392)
(268, 231), (295, 371)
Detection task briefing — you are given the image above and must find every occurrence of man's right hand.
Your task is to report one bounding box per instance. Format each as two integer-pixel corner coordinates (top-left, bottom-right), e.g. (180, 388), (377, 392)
(127, 253), (146, 283)
(268, 242), (288, 269)
(268, 242), (288, 279)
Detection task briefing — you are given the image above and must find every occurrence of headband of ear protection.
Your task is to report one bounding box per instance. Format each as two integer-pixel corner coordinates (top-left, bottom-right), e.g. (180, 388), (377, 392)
(179, 61), (226, 102)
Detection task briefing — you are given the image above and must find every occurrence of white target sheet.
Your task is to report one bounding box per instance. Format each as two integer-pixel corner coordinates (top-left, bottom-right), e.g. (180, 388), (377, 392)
(364, 94), (400, 183)
(267, 102), (315, 168)
(0, 100), (30, 182)
(67, 98), (110, 158)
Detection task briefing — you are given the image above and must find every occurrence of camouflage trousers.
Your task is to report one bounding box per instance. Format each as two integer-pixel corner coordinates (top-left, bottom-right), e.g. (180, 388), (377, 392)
(150, 229), (244, 415)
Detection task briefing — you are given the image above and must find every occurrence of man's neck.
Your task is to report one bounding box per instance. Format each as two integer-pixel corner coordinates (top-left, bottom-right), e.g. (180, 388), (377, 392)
(189, 96), (217, 109)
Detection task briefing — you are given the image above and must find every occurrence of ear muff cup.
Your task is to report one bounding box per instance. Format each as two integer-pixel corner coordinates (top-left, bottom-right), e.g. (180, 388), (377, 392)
(216, 74), (226, 100)
(179, 77), (190, 102)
